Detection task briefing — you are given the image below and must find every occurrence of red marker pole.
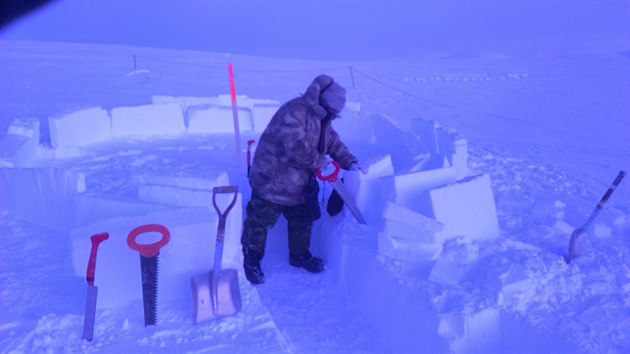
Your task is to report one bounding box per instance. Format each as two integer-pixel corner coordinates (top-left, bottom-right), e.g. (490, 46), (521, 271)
(228, 62), (241, 168)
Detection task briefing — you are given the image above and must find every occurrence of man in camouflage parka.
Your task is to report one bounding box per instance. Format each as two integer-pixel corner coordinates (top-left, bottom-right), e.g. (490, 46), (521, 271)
(241, 75), (366, 284)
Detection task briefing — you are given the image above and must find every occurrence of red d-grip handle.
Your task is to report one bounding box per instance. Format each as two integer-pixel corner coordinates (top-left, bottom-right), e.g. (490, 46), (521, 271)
(316, 160), (340, 182)
(127, 224), (170, 257)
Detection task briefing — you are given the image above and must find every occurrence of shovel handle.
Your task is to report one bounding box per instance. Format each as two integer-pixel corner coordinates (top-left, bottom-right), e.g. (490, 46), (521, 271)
(213, 186), (239, 243)
(127, 224), (170, 257)
(86, 232), (109, 285)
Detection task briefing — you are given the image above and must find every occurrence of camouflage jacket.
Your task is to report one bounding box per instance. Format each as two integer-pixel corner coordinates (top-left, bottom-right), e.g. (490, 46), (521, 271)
(249, 75), (357, 206)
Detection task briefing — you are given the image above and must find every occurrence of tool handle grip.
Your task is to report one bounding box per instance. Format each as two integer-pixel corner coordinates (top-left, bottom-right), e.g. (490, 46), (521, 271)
(599, 170), (625, 206)
(86, 232), (109, 285)
(316, 160), (340, 182)
(127, 224), (170, 257)
(213, 186), (239, 222)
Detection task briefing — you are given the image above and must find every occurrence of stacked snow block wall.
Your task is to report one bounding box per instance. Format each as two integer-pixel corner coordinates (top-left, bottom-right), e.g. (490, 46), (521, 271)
(43, 94), (282, 151)
(0, 96), (269, 309)
(152, 94), (281, 134)
(317, 113), (501, 351)
(331, 112), (500, 265)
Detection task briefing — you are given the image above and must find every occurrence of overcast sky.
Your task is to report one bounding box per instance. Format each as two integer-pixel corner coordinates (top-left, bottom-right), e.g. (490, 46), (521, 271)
(1, 0), (628, 60)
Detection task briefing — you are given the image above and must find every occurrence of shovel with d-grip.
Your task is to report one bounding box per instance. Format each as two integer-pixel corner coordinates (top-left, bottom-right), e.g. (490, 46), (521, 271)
(82, 232), (109, 341)
(191, 186), (242, 323)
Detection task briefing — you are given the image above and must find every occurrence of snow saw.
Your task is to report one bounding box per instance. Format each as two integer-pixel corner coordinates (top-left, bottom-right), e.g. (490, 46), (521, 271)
(192, 186), (242, 323)
(566, 170), (625, 263)
(317, 160), (367, 224)
(127, 224), (171, 326)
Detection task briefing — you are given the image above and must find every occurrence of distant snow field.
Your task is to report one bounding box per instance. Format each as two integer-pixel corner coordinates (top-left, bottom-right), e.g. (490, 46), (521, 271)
(1, 40), (629, 353)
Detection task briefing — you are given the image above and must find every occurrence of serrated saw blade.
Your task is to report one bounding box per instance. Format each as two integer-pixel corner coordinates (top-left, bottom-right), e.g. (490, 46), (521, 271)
(139, 254), (159, 326)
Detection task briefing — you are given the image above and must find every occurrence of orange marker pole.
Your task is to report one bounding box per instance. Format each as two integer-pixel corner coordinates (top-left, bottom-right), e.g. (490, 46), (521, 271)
(228, 62), (241, 168)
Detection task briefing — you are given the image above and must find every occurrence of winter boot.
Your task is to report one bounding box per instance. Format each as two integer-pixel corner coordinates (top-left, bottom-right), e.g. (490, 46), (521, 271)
(243, 256), (265, 285)
(289, 251), (325, 273)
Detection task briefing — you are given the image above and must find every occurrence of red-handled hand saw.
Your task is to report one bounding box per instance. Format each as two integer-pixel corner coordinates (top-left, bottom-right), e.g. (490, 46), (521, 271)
(317, 160), (367, 224)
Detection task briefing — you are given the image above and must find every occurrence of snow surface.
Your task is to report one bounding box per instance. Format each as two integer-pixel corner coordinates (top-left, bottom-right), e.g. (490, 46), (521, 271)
(1, 36), (629, 354)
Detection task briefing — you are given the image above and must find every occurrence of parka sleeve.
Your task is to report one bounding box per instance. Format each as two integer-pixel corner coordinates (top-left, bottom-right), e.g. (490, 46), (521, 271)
(326, 128), (358, 169)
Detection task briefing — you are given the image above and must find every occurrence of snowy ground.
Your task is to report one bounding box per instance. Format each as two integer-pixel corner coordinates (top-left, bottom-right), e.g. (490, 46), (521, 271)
(1, 39), (629, 353)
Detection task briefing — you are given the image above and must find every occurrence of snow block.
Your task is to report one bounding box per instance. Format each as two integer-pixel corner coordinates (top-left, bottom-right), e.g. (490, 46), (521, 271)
(0, 117), (40, 167)
(377, 232), (442, 264)
(70, 201), (243, 309)
(48, 107), (111, 148)
(382, 202), (446, 244)
(411, 119), (468, 180)
(110, 102), (185, 137)
(74, 193), (172, 226)
(343, 154), (395, 224)
(331, 111), (375, 144)
(252, 102), (279, 132)
(425, 173), (500, 241)
(0, 167), (83, 230)
(138, 173), (230, 190)
(379, 167), (459, 214)
(137, 173), (230, 208)
(186, 103), (253, 133)
(151, 95), (213, 109)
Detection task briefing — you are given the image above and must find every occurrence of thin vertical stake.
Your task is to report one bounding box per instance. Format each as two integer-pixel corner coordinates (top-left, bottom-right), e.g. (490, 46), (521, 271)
(349, 66), (355, 88)
(133, 55), (137, 71)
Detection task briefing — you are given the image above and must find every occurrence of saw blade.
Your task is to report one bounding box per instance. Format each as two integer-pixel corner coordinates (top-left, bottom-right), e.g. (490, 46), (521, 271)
(331, 179), (367, 224)
(82, 285), (98, 341)
(140, 254), (158, 326)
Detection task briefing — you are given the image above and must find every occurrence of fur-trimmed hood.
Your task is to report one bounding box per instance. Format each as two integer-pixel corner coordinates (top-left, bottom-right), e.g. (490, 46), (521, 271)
(303, 74), (334, 120)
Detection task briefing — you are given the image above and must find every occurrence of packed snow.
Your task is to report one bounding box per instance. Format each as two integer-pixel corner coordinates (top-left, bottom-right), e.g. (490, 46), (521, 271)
(1, 35), (629, 354)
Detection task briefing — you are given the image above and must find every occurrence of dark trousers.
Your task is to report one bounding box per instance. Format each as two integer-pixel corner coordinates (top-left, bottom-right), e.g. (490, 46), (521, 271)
(241, 183), (320, 262)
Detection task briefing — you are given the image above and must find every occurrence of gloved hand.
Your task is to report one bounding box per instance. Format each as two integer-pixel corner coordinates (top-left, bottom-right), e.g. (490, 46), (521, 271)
(327, 188), (344, 217)
(349, 162), (369, 174)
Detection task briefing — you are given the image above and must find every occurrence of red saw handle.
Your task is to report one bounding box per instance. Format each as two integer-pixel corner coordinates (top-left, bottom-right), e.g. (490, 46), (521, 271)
(316, 160), (340, 182)
(127, 224), (171, 257)
(86, 232), (109, 285)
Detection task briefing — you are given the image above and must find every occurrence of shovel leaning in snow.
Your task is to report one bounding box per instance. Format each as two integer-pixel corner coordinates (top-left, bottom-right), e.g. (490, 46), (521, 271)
(566, 170), (625, 264)
(191, 186), (242, 323)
